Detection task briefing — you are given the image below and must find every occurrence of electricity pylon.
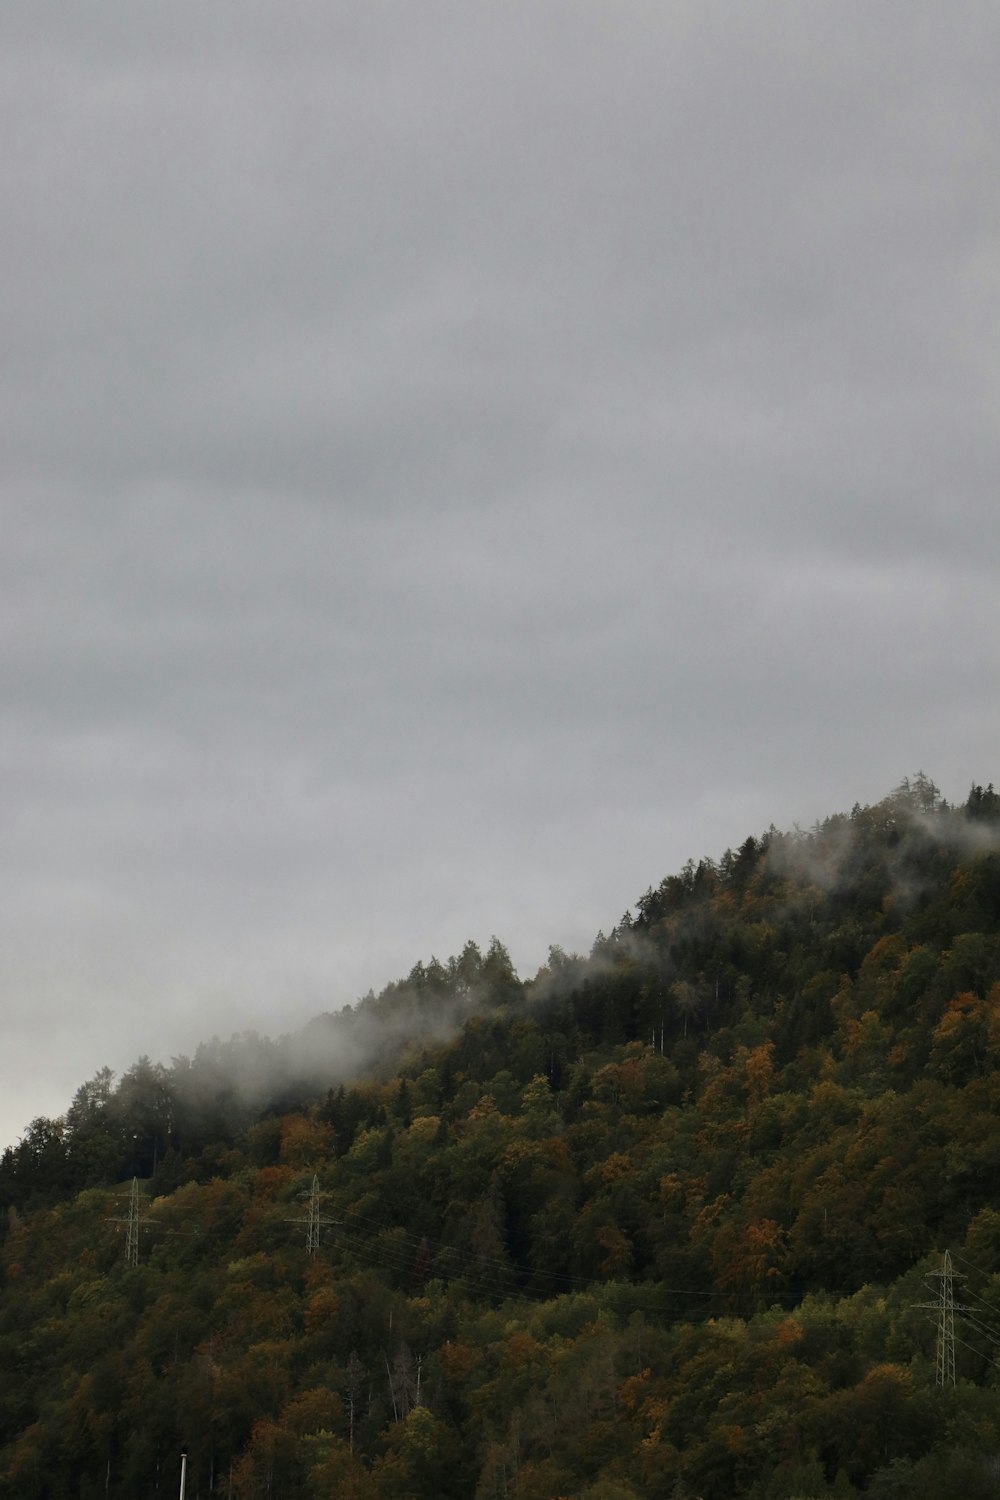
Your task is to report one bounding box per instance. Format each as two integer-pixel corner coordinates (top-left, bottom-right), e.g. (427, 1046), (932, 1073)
(920, 1250), (962, 1387)
(288, 1173), (335, 1254)
(107, 1177), (144, 1267)
(305, 1173), (322, 1253)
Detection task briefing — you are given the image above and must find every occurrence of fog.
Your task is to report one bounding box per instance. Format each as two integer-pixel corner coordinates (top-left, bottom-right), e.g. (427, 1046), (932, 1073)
(3, 4), (999, 1147)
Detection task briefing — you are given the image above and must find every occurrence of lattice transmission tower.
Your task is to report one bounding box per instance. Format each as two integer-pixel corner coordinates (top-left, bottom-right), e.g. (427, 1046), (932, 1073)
(305, 1173), (322, 1254)
(922, 1249), (961, 1387)
(107, 1176), (144, 1267)
(288, 1173), (335, 1254)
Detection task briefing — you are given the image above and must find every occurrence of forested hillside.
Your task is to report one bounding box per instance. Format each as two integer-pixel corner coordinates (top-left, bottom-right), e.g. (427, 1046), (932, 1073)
(4, 777), (1000, 1499)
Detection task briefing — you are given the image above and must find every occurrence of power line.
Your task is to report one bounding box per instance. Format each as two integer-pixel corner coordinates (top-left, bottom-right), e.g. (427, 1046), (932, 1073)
(957, 1308), (1000, 1349)
(96, 1167), (915, 1316)
(953, 1330), (1000, 1374)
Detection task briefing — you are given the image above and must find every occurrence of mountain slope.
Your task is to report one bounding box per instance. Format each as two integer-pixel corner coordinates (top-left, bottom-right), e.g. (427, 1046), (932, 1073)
(3, 778), (1000, 1498)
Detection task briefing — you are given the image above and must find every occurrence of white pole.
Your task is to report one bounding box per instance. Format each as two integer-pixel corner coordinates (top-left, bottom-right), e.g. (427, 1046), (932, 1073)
(179, 1451), (188, 1500)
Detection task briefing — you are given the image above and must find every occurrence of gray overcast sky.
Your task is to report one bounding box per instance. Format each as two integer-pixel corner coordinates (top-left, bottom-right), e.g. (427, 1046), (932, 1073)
(3, 2), (999, 1149)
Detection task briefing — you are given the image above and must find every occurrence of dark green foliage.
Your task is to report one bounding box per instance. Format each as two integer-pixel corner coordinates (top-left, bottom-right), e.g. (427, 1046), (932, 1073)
(5, 782), (1000, 1496)
(967, 784), (1000, 823)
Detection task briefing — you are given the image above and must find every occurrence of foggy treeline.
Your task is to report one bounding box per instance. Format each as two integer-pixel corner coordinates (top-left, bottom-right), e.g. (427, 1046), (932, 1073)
(4, 777), (1000, 1497)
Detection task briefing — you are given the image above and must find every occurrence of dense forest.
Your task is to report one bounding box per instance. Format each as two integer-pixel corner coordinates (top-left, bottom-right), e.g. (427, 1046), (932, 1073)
(4, 775), (1000, 1499)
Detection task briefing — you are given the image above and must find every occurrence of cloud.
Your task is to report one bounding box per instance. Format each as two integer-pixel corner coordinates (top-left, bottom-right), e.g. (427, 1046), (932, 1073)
(1, 3), (999, 1146)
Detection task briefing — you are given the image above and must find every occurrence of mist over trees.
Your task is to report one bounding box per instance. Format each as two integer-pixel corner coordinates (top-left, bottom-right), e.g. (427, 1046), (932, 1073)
(4, 779), (1000, 1497)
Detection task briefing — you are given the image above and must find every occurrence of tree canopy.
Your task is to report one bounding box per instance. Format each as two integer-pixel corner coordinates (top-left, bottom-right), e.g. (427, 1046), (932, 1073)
(4, 781), (1000, 1497)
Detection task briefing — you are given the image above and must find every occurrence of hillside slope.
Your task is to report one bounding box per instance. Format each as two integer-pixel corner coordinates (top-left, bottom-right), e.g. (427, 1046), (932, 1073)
(4, 777), (1000, 1498)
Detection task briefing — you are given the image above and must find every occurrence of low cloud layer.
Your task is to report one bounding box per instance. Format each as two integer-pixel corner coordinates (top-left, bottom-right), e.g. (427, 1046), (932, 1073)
(2, 3), (999, 1146)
